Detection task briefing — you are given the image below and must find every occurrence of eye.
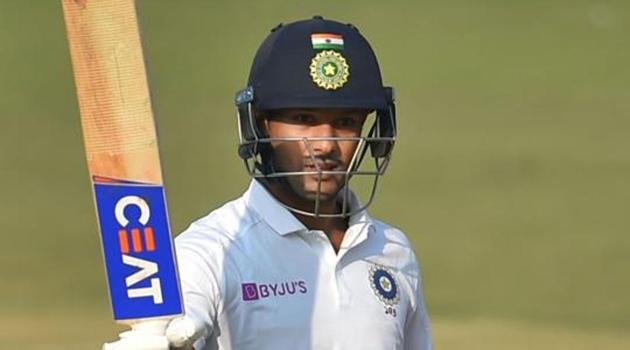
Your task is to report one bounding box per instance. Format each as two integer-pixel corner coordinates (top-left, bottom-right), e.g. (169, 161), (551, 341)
(335, 116), (359, 128)
(291, 114), (316, 124)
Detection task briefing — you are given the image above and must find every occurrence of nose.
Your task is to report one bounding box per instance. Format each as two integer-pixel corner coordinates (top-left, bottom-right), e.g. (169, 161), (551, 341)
(306, 123), (338, 155)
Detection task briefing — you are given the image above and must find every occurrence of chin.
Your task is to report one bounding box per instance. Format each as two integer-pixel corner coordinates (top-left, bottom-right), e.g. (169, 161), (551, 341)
(289, 176), (342, 202)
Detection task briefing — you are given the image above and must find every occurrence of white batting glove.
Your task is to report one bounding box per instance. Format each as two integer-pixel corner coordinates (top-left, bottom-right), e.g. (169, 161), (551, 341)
(164, 316), (204, 348)
(102, 317), (203, 350)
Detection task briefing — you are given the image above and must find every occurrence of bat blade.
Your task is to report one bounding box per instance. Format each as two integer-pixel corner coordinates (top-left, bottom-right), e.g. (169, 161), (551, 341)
(62, 0), (183, 324)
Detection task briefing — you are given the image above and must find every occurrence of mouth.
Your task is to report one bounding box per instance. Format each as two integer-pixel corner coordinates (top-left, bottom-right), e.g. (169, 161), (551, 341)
(303, 158), (342, 173)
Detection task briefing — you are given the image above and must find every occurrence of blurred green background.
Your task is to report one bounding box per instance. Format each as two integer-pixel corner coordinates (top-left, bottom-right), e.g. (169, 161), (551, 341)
(1, 0), (629, 348)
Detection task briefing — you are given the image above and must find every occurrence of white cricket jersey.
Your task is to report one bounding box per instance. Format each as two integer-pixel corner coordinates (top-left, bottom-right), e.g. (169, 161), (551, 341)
(175, 180), (432, 350)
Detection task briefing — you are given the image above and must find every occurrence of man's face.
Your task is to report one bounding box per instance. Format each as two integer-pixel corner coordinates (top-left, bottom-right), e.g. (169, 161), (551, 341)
(263, 108), (368, 203)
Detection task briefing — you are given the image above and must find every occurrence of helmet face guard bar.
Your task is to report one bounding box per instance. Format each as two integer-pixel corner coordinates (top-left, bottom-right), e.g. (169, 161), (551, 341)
(235, 86), (397, 218)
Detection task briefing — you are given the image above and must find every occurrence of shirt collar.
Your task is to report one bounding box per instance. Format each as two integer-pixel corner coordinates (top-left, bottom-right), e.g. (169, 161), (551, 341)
(341, 190), (374, 250)
(244, 180), (307, 235)
(243, 180), (374, 239)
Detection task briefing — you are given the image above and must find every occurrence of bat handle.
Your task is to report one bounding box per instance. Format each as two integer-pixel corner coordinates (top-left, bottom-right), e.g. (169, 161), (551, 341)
(130, 319), (170, 334)
(102, 319), (172, 350)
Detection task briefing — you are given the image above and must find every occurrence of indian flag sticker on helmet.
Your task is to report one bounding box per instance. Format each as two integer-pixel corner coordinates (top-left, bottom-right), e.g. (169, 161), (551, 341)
(311, 33), (344, 51)
(309, 50), (350, 90)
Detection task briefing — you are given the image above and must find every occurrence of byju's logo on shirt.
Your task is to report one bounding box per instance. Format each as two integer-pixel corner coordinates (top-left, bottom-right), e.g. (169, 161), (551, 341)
(241, 280), (308, 301)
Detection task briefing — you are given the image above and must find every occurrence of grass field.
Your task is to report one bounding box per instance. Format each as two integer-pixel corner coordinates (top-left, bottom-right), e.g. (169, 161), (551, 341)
(1, 0), (629, 348)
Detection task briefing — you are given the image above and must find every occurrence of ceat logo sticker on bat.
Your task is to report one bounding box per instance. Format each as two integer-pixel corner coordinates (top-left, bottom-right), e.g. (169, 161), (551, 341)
(93, 178), (182, 320)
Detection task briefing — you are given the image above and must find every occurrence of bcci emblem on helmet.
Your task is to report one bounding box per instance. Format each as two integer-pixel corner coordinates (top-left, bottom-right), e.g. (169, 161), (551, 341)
(310, 50), (350, 90)
(369, 264), (400, 307)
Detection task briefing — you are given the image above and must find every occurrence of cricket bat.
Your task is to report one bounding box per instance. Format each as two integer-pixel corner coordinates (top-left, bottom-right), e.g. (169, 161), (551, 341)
(61, 0), (183, 326)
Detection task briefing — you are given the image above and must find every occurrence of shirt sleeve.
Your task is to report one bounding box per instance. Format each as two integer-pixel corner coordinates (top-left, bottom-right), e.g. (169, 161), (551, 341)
(404, 257), (433, 350)
(175, 228), (225, 350)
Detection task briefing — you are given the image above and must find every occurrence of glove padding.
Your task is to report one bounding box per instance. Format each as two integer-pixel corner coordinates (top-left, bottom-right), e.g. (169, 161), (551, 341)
(102, 317), (203, 350)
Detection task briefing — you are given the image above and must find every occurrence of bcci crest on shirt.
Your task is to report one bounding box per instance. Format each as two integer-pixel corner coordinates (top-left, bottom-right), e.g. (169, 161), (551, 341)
(369, 264), (399, 306)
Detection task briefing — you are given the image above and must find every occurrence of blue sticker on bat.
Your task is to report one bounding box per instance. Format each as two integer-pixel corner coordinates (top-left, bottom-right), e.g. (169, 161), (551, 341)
(94, 181), (182, 320)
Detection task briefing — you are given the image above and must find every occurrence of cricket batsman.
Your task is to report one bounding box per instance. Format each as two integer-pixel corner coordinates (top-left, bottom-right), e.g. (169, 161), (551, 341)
(104, 16), (432, 350)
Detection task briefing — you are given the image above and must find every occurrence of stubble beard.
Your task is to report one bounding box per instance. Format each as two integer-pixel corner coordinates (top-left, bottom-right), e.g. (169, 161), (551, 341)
(285, 172), (344, 203)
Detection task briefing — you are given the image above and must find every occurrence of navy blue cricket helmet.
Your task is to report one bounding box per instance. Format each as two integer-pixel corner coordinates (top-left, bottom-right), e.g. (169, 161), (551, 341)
(245, 16), (390, 110)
